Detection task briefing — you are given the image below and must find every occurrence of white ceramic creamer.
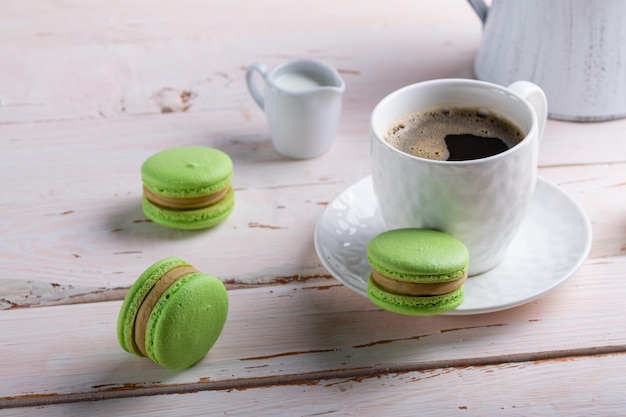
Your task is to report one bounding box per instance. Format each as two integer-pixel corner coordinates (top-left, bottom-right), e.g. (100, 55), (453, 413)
(468, 0), (626, 121)
(246, 59), (345, 159)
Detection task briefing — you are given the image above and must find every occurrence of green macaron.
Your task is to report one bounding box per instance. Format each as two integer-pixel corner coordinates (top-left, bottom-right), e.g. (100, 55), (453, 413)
(141, 146), (235, 230)
(366, 228), (469, 316)
(117, 257), (229, 370)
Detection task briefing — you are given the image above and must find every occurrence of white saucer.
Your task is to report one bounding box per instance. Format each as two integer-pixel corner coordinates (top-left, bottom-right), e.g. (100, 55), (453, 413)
(314, 176), (592, 315)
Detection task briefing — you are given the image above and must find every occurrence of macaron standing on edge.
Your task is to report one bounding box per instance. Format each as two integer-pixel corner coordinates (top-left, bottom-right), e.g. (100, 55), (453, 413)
(141, 146), (235, 230)
(117, 257), (229, 370)
(366, 228), (470, 316)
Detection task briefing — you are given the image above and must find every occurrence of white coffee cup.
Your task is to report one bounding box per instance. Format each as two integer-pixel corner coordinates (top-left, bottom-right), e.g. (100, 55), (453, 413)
(370, 79), (547, 276)
(246, 59), (345, 159)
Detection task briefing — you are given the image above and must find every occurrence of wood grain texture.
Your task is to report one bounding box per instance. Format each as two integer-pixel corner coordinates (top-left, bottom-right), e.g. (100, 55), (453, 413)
(0, 0), (479, 124)
(1, 0), (625, 413)
(4, 353), (626, 416)
(2, 157), (622, 309)
(1, 256), (625, 407)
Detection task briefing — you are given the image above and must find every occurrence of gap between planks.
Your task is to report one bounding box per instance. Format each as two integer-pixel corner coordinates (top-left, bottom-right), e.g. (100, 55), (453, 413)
(0, 277), (337, 311)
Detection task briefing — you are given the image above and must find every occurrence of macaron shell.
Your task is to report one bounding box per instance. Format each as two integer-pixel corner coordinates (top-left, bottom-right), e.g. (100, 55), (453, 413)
(141, 146), (233, 198)
(142, 186), (235, 230)
(367, 275), (464, 316)
(367, 228), (469, 283)
(117, 257), (190, 356)
(146, 273), (228, 370)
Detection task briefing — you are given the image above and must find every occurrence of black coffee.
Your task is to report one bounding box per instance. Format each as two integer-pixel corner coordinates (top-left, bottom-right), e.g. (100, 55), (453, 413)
(444, 134), (509, 160)
(384, 105), (525, 161)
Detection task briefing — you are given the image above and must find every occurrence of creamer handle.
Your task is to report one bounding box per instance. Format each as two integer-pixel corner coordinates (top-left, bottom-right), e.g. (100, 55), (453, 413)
(245, 62), (268, 110)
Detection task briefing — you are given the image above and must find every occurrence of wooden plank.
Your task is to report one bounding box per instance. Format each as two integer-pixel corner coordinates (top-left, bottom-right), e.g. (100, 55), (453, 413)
(540, 163), (626, 260)
(2, 352), (625, 415)
(0, 0), (481, 124)
(2, 155), (622, 308)
(0, 0), (475, 47)
(1, 0), (624, 414)
(2, 0), (625, 166)
(1, 257), (625, 407)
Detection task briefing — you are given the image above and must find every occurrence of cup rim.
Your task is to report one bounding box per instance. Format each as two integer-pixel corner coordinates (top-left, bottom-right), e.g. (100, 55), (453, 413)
(267, 58), (346, 94)
(370, 78), (539, 165)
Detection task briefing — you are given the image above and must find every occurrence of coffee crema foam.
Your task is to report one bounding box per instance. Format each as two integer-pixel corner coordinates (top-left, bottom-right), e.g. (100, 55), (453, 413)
(384, 106), (525, 161)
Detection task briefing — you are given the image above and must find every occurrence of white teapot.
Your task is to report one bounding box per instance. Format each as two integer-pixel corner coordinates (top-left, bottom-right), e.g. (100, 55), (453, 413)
(468, 0), (626, 121)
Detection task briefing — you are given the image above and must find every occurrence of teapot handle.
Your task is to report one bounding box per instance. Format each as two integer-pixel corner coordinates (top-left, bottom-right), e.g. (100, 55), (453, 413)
(467, 0), (488, 24)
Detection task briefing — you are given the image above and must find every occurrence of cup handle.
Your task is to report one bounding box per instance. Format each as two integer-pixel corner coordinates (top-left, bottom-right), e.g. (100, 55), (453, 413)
(246, 62), (268, 110)
(508, 81), (548, 141)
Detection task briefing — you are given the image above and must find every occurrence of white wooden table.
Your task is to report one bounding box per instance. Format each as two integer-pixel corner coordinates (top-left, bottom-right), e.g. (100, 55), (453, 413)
(1, 1), (625, 415)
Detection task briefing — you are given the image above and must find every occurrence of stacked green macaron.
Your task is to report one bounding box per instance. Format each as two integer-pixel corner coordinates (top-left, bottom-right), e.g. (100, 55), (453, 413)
(141, 146), (235, 229)
(366, 228), (469, 316)
(117, 257), (229, 370)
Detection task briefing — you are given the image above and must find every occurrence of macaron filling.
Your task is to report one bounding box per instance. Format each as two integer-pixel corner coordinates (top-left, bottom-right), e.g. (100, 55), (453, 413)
(368, 277), (465, 315)
(141, 187), (235, 229)
(370, 269), (467, 296)
(133, 265), (199, 356)
(143, 185), (231, 210)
